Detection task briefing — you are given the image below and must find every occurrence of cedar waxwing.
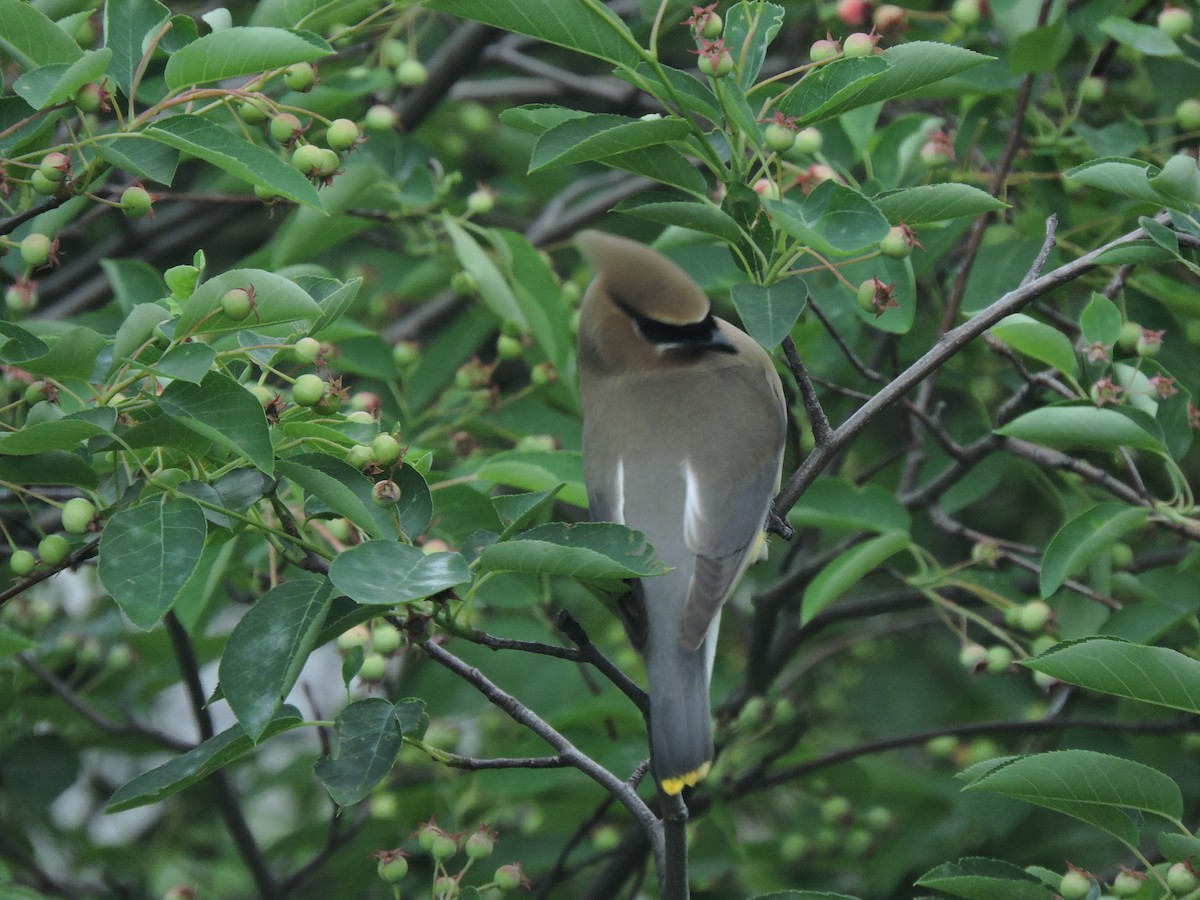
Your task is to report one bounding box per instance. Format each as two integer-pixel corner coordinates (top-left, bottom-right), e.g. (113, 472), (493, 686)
(576, 230), (787, 795)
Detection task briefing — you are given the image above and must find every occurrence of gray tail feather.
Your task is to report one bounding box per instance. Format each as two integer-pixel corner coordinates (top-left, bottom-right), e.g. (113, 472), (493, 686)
(645, 638), (714, 786)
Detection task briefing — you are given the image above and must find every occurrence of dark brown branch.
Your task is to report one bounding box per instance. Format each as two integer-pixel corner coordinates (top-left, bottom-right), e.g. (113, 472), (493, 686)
(444, 753), (570, 770)
(659, 791), (690, 900)
(556, 610), (650, 716)
(0, 538), (99, 609)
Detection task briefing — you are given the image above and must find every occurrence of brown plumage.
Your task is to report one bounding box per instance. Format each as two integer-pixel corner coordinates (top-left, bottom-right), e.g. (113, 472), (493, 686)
(576, 230), (787, 794)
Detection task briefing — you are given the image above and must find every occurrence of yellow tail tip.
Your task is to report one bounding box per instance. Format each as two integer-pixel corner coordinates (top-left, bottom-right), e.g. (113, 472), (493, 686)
(659, 761), (712, 795)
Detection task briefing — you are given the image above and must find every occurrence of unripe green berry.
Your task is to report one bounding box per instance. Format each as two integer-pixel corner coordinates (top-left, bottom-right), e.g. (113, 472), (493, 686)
(1079, 76), (1106, 102)
(1017, 600), (1052, 634)
(465, 829), (494, 859)
(238, 97), (269, 124)
(418, 824), (442, 851)
(863, 805), (895, 832)
(24, 381), (48, 404)
(392, 341), (420, 367)
(20, 233), (53, 268)
(30, 171), (60, 195)
(358, 652), (387, 681)
(10, 549), (36, 577)
(62, 498), (97, 534)
(270, 113), (304, 144)
(364, 104), (397, 130)
(1060, 870), (1092, 900)
(697, 51), (733, 78)
(493, 864), (524, 890)
(372, 622), (402, 654)
(496, 334), (523, 360)
(926, 735), (958, 758)
(221, 288), (253, 320)
(293, 336), (322, 363)
(249, 384), (275, 406)
(373, 479), (401, 507)
(291, 373), (325, 407)
(395, 58), (428, 86)
(985, 645), (1014, 674)
(793, 127), (822, 154)
(430, 834), (457, 860)
(1176, 98), (1200, 131)
(879, 226), (912, 259)
(283, 62), (316, 92)
(38, 534), (70, 566)
(74, 82), (107, 112)
(1112, 870), (1144, 897)
(377, 855), (408, 883)
(764, 122), (795, 153)
(346, 410), (374, 424)
(842, 32), (876, 57)
(530, 362), (555, 387)
(1158, 5), (1193, 39)
(810, 38), (839, 61)
(856, 279), (877, 312)
(336, 625), (370, 652)
(1110, 542), (1134, 568)
(1116, 320), (1143, 353)
(346, 444), (374, 469)
(39, 152), (70, 182)
(291, 143), (325, 175)
(120, 185), (153, 219)
(325, 118), (360, 151)
(959, 643), (987, 671)
(951, 0), (983, 27)
(695, 10), (723, 39)
(820, 795), (853, 825)
(466, 188), (495, 215)
(1167, 862), (1199, 895)
(450, 270), (478, 295)
(371, 434), (401, 466)
(5, 281), (37, 313)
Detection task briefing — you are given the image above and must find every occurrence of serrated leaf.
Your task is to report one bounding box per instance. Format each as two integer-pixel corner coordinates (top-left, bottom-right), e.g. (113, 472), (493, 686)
(873, 184), (1007, 225)
(104, 0), (172, 95)
(1040, 504), (1148, 597)
(1148, 155), (1200, 207)
(801, 531), (910, 624)
(145, 116), (323, 209)
(106, 707), (304, 812)
(158, 371), (274, 475)
(997, 406), (1163, 454)
(601, 144), (707, 195)
(916, 857), (1055, 900)
(614, 196), (744, 245)
(1079, 292), (1121, 346)
(314, 698), (421, 806)
(616, 63), (719, 123)
(530, 114), (691, 172)
(989, 314), (1078, 379)
(94, 135), (180, 186)
(308, 277), (362, 335)
(788, 478), (912, 534)
(1064, 157), (1162, 204)
(0, 321), (49, 363)
(176, 268), (322, 336)
(153, 344), (218, 383)
(766, 183), (890, 255)
(221, 579), (332, 741)
(98, 497), (208, 630)
(1008, 18), (1071, 74)
(478, 522), (667, 579)
(1026, 637), (1200, 714)
(725, 1), (784, 88)
(1159, 833), (1200, 864)
(328, 541), (470, 605)
(163, 26), (330, 89)
(13, 50), (112, 109)
(444, 219), (526, 328)
(962, 749), (1182, 842)
(0, 0), (83, 68)
(729, 280), (808, 349)
(777, 56), (890, 122)
(475, 450), (587, 507)
(276, 454), (393, 539)
(422, 0), (641, 68)
(19, 326), (107, 380)
(0, 417), (111, 456)
(0, 451), (98, 488)
(493, 486), (564, 540)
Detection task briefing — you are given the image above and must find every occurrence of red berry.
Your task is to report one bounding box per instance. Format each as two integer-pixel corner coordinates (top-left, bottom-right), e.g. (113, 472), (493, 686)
(837, 0), (871, 26)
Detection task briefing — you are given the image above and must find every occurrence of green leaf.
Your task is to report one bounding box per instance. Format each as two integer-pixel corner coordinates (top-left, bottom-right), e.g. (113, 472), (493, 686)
(729, 280), (808, 349)
(444, 219), (526, 328)
(276, 454), (394, 539)
(0, 321), (50, 363)
(1098, 16), (1181, 57)
(1041, 503), (1149, 598)
(490, 229), (574, 382)
(145, 116), (324, 209)
(1079, 292), (1122, 346)
(916, 858), (1055, 900)
(0, 628), (38, 657)
(0, 451), (98, 488)
(1159, 833), (1200, 864)
(475, 450), (587, 508)
(158, 371), (274, 475)
(1064, 157), (1162, 204)
(785, 42), (991, 126)
(614, 196), (744, 245)
(163, 26), (330, 89)
(422, 0), (641, 68)
(493, 486), (564, 539)
(962, 749), (1182, 843)
(996, 406), (1163, 454)
(725, 1), (784, 89)
(1072, 119), (1149, 159)
(478, 522), (668, 579)
(1148, 154), (1200, 207)
(1026, 637), (1200, 714)
(801, 531), (911, 624)
(20, 326), (107, 380)
(529, 114), (691, 173)
(777, 56), (889, 122)
(0, 0), (84, 68)
(0, 418), (111, 456)
(94, 135), (180, 186)
(1008, 18), (1071, 74)
(110, 302), (172, 374)
(314, 698), (420, 806)
(497, 103), (589, 135)
(328, 541), (470, 605)
(616, 63), (719, 123)
(600, 144), (707, 196)
(176, 268), (322, 336)
(766, 183), (890, 255)
(106, 707), (305, 812)
(989, 314), (1078, 379)
(98, 497), (208, 630)
(13, 50), (112, 109)
(788, 478), (912, 534)
(220, 579), (332, 741)
(104, 0), (172, 96)
(872, 184), (1007, 225)
(153, 344), (218, 383)
(308, 277), (362, 336)
(748, 892), (862, 899)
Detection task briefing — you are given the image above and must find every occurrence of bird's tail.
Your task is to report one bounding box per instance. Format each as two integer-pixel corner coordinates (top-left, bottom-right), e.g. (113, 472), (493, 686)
(644, 636), (714, 795)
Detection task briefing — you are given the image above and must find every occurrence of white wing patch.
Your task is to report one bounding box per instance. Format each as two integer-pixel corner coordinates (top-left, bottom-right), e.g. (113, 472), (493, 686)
(613, 457), (625, 525)
(682, 459), (703, 549)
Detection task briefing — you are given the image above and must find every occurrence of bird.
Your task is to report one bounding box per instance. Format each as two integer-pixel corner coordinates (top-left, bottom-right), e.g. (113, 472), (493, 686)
(575, 230), (787, 795)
